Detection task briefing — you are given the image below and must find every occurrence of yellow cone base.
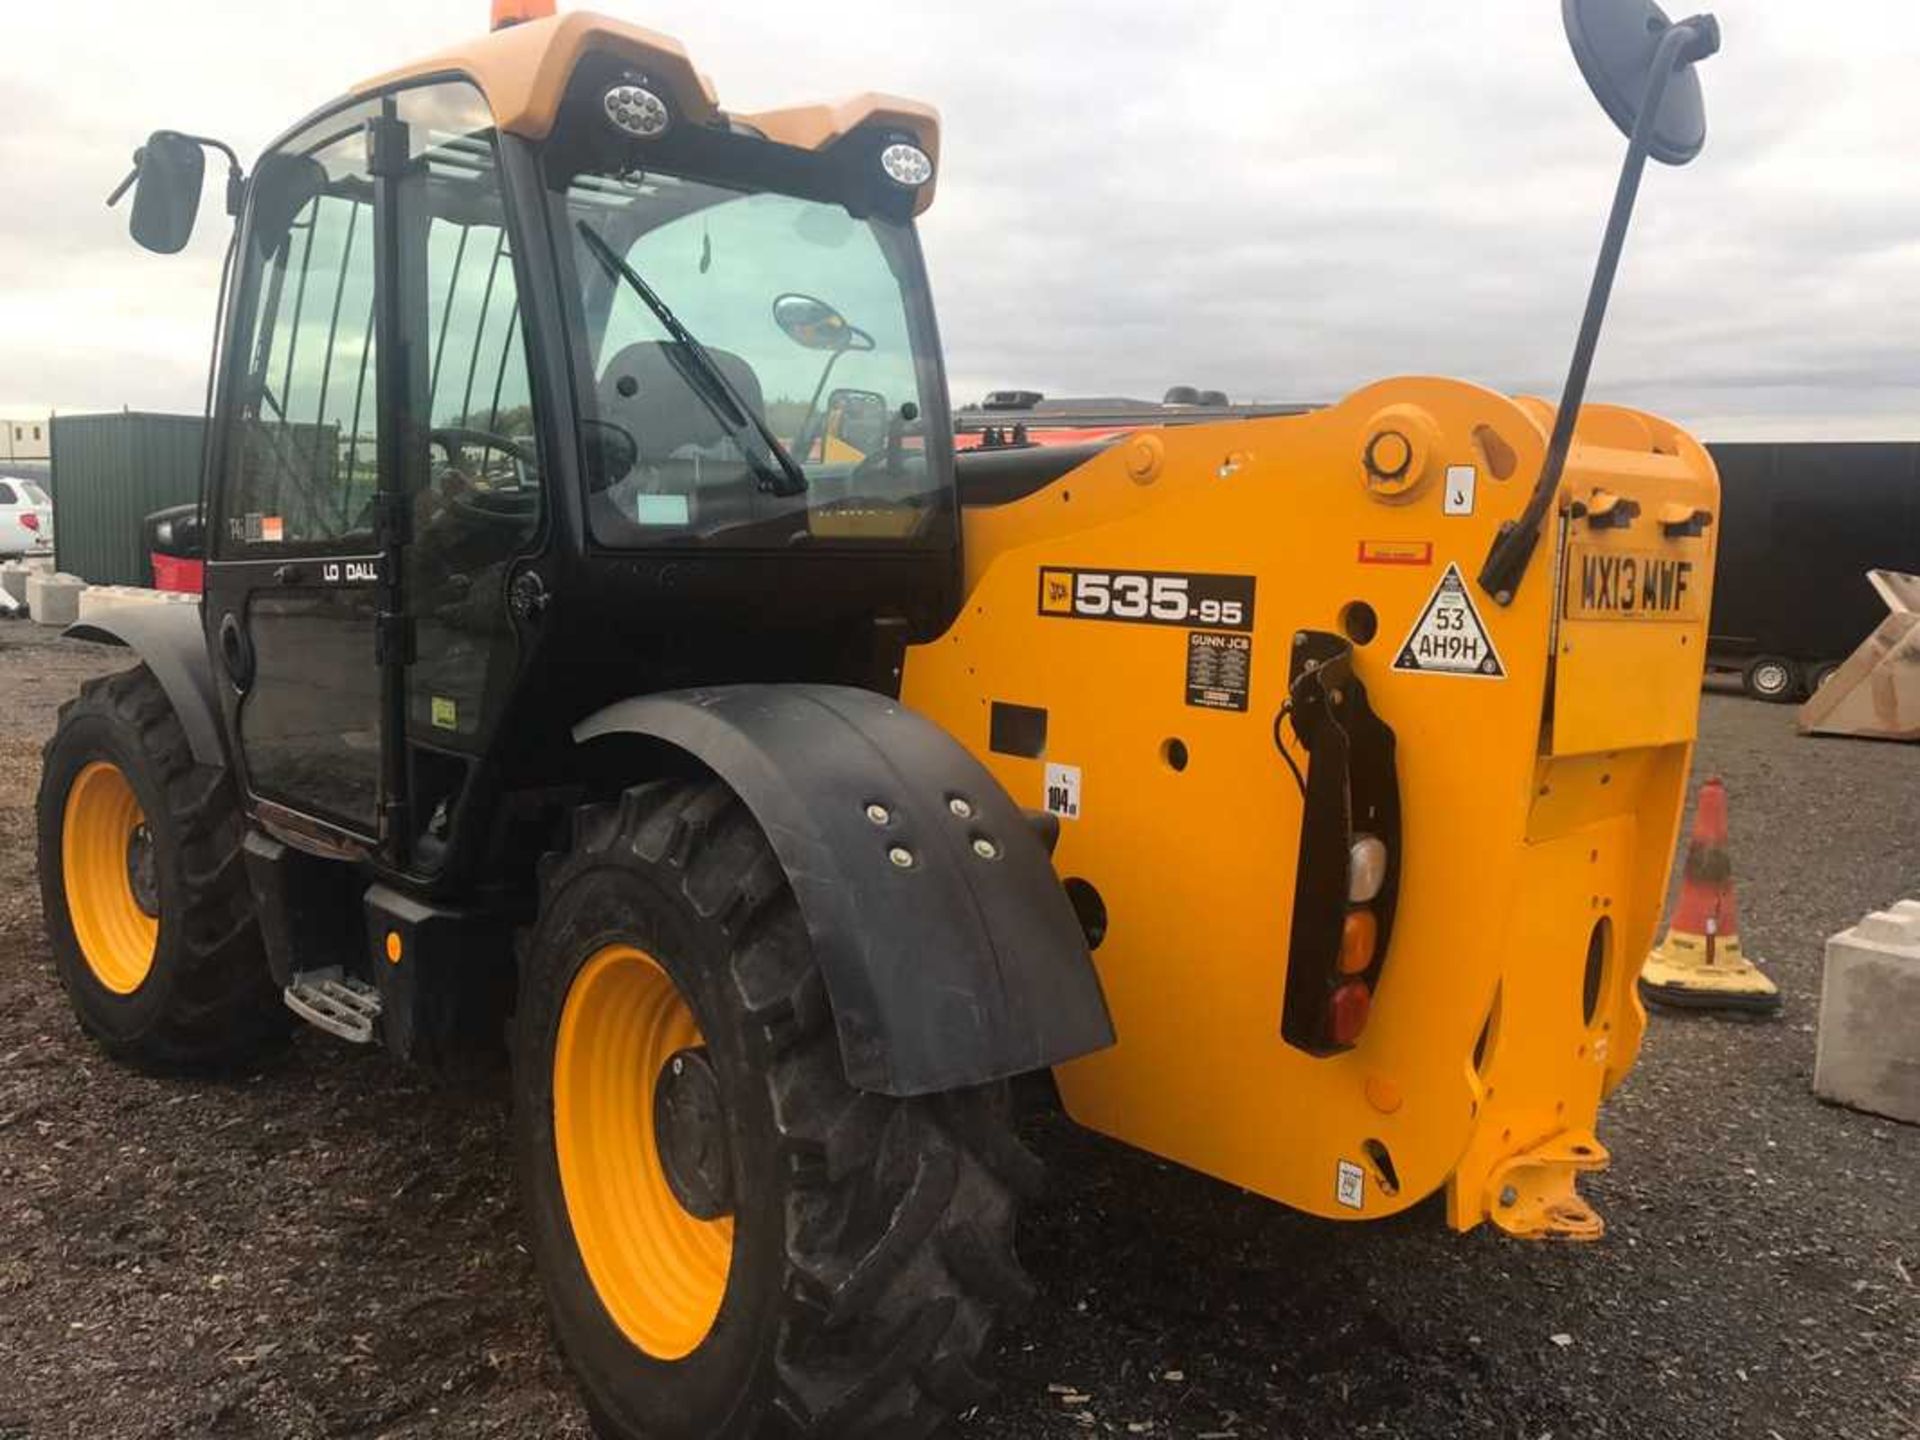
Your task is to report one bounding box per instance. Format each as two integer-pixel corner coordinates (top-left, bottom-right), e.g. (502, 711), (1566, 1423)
(1640, 930), (1782, 1015)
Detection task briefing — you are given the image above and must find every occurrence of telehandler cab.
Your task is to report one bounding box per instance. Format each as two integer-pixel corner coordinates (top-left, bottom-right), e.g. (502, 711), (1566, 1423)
(41, 1), (1722, 1433)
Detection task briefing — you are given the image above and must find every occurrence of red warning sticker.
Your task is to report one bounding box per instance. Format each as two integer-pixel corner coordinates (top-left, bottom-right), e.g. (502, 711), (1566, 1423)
(1358, 539), (1434, 566)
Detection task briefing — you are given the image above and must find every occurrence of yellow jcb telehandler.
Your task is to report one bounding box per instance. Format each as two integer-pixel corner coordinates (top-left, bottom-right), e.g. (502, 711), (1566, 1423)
(41, 0), (1721, 1433)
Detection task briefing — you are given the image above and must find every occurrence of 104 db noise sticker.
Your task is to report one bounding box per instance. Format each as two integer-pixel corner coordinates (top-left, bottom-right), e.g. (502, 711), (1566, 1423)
(1392, 563), (1505, 678)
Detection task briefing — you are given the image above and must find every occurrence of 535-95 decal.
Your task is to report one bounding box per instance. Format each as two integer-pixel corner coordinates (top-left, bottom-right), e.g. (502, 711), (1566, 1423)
(1039, 567), (1255, 631)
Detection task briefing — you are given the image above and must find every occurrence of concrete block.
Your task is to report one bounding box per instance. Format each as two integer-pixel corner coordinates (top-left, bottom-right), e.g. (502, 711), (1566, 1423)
(76, 584), (198, 625)
(0, 562), (27, 604)
(25, 571), (85, 628)
(1814, 899), (1920, 1125)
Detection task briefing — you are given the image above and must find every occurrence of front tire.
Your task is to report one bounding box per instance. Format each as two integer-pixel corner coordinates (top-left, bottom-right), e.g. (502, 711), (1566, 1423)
(35, 665), (284, 1065)
(515, 778), (1040, 1439)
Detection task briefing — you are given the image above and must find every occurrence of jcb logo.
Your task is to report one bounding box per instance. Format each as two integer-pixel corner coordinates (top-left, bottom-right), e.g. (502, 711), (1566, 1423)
(1040, 570), (1075, 614)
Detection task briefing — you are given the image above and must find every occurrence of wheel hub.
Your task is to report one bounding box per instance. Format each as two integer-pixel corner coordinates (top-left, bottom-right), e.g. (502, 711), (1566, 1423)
(552, 944), (733, 1360)
(125, 822), (159, 917)
(653, 1046), (734, 1220)
(62, 760), (159, 995)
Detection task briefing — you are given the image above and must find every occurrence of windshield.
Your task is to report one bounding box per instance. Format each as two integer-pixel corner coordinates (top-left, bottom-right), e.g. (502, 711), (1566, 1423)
(555, 169), (950, 547)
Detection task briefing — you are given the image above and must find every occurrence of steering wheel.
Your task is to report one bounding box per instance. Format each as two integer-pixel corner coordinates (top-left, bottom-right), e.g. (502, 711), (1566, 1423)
(428, 427), (540, 527)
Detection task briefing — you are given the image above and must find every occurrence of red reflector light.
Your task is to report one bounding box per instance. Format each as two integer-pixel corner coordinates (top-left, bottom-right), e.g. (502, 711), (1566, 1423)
(1327, 981), (1372, 1046)
(18, 512), (39, 531)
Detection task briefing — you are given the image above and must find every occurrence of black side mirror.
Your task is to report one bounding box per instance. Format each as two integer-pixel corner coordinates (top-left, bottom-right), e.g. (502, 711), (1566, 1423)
(119, 131), (207, 254)
(1476, 0), (1719, 605)
(1565, 0), (1718, 164)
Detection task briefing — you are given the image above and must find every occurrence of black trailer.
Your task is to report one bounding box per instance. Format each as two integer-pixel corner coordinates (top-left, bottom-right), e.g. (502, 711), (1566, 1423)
(1705, 442), (1920, 700)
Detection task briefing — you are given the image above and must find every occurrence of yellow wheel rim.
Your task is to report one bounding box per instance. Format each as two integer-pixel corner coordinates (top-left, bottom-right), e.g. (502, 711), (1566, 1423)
(61, 760), (159, 995)
(553, 943), (734, 1360)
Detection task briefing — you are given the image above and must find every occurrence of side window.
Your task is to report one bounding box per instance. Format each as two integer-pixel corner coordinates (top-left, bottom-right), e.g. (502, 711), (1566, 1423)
(398, 83), (542, 752)
(222, 103), (380, 553)
(0, 482), (17, 505)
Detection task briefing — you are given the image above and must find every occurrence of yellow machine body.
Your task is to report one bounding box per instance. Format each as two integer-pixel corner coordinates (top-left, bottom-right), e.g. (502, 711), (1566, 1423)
(902, 379), (1718, 1235)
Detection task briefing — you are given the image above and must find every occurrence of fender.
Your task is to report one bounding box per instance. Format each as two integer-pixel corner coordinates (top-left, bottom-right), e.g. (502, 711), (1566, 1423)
(575, 684), (1115, 1096)
(66, 604), (225, 767)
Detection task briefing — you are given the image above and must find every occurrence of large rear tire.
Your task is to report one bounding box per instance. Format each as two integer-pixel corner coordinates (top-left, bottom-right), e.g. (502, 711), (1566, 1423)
(35, 665), (284, 1066)
(515, 777), (1040, 1439)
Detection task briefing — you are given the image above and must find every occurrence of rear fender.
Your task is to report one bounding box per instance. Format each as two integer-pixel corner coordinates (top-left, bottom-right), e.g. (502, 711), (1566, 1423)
(65, 604), (223, 766)
(574, 684), (1115, 1097)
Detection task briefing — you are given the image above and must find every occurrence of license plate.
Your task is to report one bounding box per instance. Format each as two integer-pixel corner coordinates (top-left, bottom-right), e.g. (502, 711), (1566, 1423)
(1565, 545), (1704, 622)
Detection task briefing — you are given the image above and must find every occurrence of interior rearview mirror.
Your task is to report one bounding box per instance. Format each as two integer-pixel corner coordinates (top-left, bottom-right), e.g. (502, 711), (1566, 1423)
(1565, 0), (1718, 165)
(127, 131), (207, 254)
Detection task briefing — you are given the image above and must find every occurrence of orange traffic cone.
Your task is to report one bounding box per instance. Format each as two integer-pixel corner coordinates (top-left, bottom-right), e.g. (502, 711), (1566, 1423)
(1640, 777), (1782, 1016)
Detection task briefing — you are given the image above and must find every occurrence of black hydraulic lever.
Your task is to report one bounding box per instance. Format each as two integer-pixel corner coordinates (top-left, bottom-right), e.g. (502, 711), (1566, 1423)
(1478, 14), (1721, 606)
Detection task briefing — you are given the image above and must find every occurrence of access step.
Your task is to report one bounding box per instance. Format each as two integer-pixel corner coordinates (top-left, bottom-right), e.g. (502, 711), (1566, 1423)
(284, 968), (383, 1044)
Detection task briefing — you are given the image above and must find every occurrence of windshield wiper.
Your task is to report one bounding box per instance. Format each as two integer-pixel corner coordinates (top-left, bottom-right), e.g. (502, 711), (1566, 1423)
(576, 221), (807, 498)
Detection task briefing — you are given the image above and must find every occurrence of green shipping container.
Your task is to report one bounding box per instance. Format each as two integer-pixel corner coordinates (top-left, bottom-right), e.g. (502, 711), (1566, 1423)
(48, 412), (204, 587)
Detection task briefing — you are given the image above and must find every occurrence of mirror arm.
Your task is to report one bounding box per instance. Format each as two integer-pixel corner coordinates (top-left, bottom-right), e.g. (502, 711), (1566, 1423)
(1476, 14), (1719, 606)
(173, 133), (248, 218)
(106, 149), (144, 208)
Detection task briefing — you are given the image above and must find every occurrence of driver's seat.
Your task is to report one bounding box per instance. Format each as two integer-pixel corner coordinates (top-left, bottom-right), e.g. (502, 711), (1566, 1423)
(598, 340), (767, 466)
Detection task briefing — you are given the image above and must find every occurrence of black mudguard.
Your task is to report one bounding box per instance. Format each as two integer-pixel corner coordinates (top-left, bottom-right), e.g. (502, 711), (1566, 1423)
(575, 684), (1116, 1097)
(66, 604), (224, 766)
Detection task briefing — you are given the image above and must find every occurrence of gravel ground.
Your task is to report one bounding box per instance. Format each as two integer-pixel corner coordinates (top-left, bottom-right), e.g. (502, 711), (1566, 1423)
(0, 624), (1914, 1440)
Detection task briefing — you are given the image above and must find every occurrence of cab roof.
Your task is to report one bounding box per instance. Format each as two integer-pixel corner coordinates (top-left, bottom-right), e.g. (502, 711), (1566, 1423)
(353, 10), (942, 211)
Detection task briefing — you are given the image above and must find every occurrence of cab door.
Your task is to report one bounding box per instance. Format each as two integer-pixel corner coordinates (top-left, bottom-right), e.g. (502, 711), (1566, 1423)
(205, 96), (388, 843)
(205, 82), (542, 861)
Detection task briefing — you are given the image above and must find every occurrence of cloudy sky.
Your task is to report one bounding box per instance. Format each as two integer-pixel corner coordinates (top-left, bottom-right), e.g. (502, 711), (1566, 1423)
(2, 0), (1916, 440)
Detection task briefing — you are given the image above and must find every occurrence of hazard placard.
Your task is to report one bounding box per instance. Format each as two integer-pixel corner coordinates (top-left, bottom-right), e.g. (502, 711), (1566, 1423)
(1393, 563), (1505, 678)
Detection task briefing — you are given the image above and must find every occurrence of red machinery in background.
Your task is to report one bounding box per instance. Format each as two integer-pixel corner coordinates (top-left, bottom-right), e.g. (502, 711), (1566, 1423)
(143, 502), (204, 594)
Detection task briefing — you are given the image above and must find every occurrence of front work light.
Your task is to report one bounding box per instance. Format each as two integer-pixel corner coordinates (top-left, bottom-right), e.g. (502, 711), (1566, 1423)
(603, 82), (671, 139)
(879, 142), (933, 187)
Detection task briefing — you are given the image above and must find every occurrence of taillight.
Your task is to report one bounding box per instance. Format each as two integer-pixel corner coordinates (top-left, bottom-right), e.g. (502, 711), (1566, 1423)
(1347, 834), (1387, 902)
(1327, 981), (1372, 1046)
(1278, 631), (1401, 1057)
(18, 512), (39, 532)
(1338, 909), (1378, 975)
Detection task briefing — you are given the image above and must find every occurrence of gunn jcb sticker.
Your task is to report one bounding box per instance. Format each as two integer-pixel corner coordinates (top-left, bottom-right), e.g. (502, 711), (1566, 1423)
(1038, 567), (1255, 631)
(1566, 545), (1702, 622)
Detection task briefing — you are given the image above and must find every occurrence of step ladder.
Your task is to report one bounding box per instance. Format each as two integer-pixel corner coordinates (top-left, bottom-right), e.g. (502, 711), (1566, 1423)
(283, 968), (382, 1044)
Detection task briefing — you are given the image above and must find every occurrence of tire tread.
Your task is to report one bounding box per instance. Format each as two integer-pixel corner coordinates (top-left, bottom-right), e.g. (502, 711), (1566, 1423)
(539, 776), (1038, 1438)
(39, 664), (283, 1067)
